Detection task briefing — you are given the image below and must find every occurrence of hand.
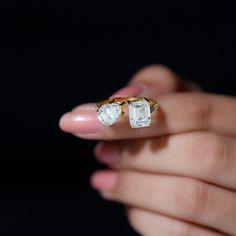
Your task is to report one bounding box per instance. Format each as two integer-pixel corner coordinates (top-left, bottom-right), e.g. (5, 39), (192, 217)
(60, 65), (236, 235)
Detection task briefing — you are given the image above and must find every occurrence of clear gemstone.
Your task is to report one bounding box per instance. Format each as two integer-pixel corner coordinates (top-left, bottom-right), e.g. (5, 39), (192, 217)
(97, 103), (122, 126)
(129, 100), (151, 128)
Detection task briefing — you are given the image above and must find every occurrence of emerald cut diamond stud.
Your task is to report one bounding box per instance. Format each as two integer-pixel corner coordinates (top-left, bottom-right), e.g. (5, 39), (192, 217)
(128, 99), (151, 128)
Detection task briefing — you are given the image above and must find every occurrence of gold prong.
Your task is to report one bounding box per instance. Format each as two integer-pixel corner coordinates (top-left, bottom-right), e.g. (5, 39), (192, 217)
(109, 99), (115, 104)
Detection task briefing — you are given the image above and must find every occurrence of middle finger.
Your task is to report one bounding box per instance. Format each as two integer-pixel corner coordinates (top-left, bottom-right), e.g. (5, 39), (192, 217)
(95, 131), (236, 190)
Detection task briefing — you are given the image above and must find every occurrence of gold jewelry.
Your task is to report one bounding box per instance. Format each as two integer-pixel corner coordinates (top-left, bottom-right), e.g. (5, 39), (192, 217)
(96, 97), (158, 128)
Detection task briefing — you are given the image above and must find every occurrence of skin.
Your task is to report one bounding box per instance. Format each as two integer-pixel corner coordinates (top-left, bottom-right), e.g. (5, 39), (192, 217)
(60, 65), (236, 236)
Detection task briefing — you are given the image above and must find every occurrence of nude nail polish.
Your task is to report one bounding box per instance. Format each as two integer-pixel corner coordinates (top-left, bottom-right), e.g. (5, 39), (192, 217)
(59, 104), (102, 134)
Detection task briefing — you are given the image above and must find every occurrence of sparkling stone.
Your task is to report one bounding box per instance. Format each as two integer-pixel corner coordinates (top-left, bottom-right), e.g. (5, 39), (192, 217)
(97, 103), (122, 126)
(129, 100), (151, 128)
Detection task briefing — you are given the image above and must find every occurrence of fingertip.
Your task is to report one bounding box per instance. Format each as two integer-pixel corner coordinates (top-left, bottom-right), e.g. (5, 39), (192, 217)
(131, 64), (176, 82)
(90, 170), (118, 191)
(129, 64), (179, 96)
(59, 112), (71, 132)
(94, 141), (120, 164)
(59, 105), (102, 135)
(94, 141), (104, 158)
(59, 103), (97, 132)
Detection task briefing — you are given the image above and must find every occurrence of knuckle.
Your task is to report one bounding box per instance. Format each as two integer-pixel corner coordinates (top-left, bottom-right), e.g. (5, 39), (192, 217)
(185, 95), (212, 128)
(202, 134), (232, 178)
(180, 179), (210, 220)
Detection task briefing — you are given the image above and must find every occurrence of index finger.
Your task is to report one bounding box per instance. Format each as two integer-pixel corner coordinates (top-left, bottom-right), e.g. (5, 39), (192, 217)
(60, 93), (236, 140)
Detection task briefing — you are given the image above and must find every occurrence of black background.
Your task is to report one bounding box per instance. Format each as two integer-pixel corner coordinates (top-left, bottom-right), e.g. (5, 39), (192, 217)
(0, 3), (236, 236)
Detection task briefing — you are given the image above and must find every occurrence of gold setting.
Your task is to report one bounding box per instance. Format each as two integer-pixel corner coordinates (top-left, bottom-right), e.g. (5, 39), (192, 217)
(96, 97), (158, 128)
(97, 97), (158, 114)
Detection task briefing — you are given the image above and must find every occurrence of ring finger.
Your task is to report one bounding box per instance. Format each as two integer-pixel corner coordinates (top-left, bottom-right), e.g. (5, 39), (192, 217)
(127, 207), (225, 236)
(94, 131), (236, 190)
(91, 170), (236, 235)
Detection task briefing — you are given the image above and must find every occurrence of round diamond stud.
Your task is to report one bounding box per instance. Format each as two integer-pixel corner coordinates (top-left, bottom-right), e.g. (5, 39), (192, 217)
(97, 103), (122, 126)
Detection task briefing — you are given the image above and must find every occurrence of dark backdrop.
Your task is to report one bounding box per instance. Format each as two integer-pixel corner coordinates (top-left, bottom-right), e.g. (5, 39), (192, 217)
(0, 4), (236, 236)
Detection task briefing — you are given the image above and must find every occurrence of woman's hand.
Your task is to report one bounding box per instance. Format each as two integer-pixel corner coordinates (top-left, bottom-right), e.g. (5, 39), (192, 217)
(93, 131), (236, 235)
(60, 65), (236, 235)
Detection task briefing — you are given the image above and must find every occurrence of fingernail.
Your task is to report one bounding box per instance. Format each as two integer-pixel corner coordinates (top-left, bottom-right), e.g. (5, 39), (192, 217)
(111, 84), (146, 97)
(59, 104), (102, 134)
(94, 142), (119, 164)
(91, 170), (118, 191)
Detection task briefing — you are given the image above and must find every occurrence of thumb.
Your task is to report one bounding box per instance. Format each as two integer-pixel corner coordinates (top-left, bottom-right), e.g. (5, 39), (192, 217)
(112, 65), (201, 98)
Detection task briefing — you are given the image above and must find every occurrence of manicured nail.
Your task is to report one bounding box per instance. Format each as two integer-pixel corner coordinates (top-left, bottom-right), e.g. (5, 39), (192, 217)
(111, 84), (146, 97)
(91, 170), (118, 191)
(59, 104), (102, 134)
(94, 142), (119, 164)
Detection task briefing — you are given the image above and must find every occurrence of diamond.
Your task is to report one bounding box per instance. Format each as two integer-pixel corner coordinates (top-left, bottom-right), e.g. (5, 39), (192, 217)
(129, 100), (151, 128)
(97, 103), (122, 126)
